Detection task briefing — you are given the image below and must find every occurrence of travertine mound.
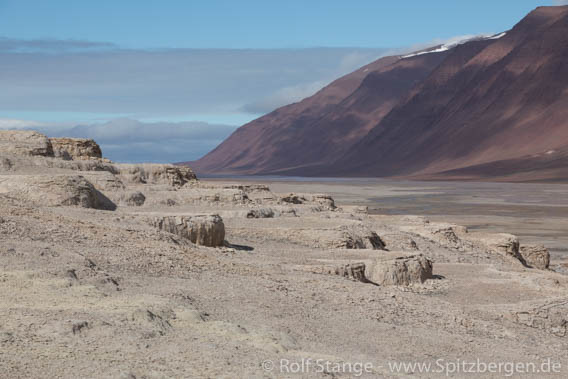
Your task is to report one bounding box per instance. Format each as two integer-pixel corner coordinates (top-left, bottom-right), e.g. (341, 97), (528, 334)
(520, 245), (550, 270)
(153, 215), (225, 247)
(49, 137), (102, 160)
(0, 130), (54, 157)
(0, 174), (115, 210)
(117, 164), (197, 187)
(367, 254), (433, 286)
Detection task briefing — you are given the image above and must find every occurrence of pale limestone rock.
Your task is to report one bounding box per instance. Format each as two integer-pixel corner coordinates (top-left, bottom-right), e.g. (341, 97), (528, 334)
(153, 214), (225, 247)
(367, 254), (433, 286)
(0, 130), (54, 157)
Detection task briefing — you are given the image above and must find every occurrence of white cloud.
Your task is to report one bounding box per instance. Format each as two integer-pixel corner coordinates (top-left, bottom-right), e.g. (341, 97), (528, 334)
(0, 118), (48, 129)
(0, 39), (388, 119)
(554, 0), (568, 5)
(27, 118), (237, 163)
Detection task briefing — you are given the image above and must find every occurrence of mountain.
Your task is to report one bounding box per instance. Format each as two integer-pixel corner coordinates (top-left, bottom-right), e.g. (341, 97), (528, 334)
(187, 6), (568, 182)
(329, 5), (568, 180)
(188, 49), (449, 174)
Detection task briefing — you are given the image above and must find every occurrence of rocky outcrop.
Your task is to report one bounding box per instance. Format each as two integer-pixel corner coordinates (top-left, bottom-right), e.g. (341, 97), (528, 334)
(520, 245), (550, 270)
(153, 215), (225, 247)
(367, 254), (433, 286)
(49, 137), (102, 160)
(117, 164), (197, 188)
(279, 193), (336, 210)
(0, 130), (54, 157)
(0, 174), (116, 210)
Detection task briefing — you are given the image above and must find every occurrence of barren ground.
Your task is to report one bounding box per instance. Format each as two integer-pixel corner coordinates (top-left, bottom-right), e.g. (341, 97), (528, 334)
(2, 139), (568, 378)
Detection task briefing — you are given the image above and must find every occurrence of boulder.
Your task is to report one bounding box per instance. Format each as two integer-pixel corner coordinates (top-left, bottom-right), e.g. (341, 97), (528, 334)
(519, 245), (550, 270)
(49, 137), (103, 160)
(0, 174), (116, 210)
(153, 215), (225, 247)
(0, 130), (54, 157)
(367, 254), (433, 286)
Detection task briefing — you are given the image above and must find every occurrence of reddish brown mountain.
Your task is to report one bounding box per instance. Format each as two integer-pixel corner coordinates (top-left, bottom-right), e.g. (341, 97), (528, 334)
(188, 50), (449, 174)
(187, 6), (568, 182)
(327, 5), (568, 179)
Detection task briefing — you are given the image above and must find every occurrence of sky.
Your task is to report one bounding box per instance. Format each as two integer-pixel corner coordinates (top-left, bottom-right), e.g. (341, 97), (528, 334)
(0, 0), (564, 162)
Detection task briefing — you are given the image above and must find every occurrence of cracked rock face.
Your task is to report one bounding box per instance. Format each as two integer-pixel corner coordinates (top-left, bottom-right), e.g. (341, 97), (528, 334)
(153, 214), (225, 247)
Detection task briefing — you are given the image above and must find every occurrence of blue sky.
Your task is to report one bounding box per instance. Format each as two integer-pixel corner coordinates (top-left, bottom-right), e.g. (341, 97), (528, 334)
(0, 0), (563, 162)
(0, 0), (555, 48)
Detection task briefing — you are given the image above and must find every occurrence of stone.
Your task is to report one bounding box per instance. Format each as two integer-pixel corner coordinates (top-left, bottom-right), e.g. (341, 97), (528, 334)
(0, 174), (116, 210)
(49, 137), (102, 160)
(367, 254), (433, 286)
(153, 214), (225, 247)
(520, 245), (550, 269)
(0, 130), (54, 157)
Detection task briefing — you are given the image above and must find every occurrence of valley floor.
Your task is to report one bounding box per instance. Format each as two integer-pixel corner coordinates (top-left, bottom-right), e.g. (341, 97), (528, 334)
(2, 158), (568, 378)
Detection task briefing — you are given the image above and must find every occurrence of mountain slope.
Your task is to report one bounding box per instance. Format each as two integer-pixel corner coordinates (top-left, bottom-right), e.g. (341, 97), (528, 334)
(188, 50), (448, 174)
(329, 6), (568, 179)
